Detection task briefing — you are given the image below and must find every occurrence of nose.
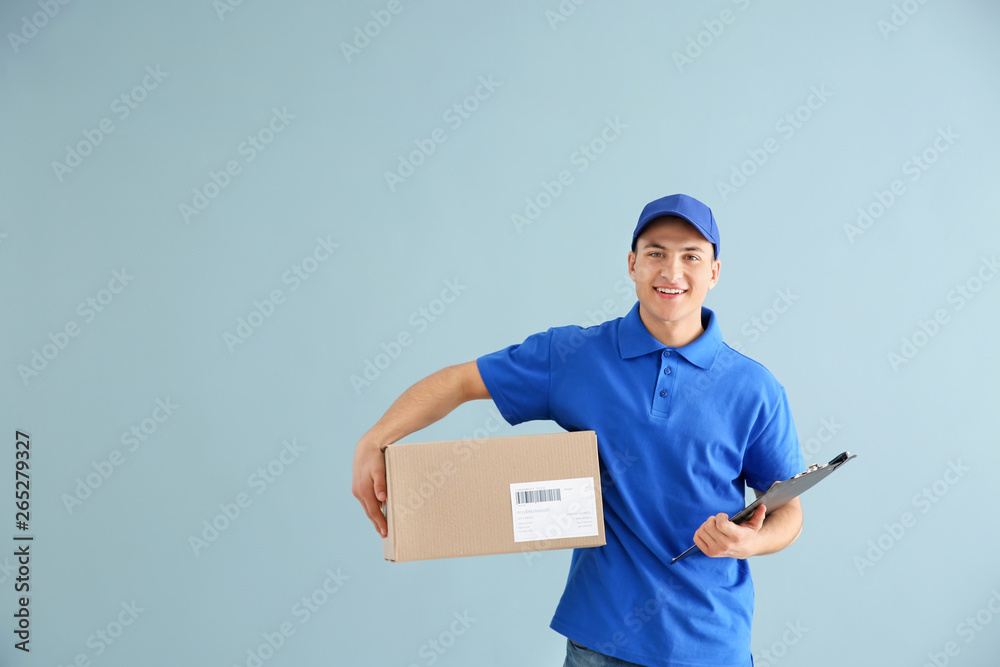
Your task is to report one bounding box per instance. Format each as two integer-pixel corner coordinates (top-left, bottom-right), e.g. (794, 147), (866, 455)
(660, 256), (683, 283)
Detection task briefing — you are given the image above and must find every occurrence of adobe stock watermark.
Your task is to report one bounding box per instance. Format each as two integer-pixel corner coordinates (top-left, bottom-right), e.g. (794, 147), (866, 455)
(753, 620), (809, 667)
(519, 488), (599, 566)
(919, 588), (1000, 667)
(539, 270), (634, 364)
(671, 0), (753, 72)
(0, 556), (18, 586)
(350, 278), (468, 394)
(844, 126), (958, 244)
(17, 268), (134, 387)
(55, 600), (144, 666)
(7, 0), (72, 54)
(583, 577), (687, 656)
(340, 0), (417, 63)
(553, 273), (635, 364)
(383, 75), (502, 192)
(665, 284), (799, 400)
(223, 235), (340, 353)
(388, 405), (505, 523)
(544, 0), (591, 31)
(801, 417), (843, 458)
(886, 254), (997, 372)
(405, 610), (477, 667)
(729, 288), (798, 350)
(232, 566), (350, 667)
(678, 299), (800, 401)
(213, 0), (247, 21)
(178, 107), (294, 224)
(510, 116), (628, 232)
(51, 65), (169, 183)
(715, 85), (833, 202)
(853, 459), (969, 575)
(61, 397), (180, 514)
(877, 0), (933, 40)
(188, 439), (307, 556)
(520, 451), (636, 566)
(571, 273), (633, 328)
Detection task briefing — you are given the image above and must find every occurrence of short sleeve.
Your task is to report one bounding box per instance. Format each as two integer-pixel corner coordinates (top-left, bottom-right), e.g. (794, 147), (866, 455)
(742, 386), (805, 492)
(476, 329), (552, 425)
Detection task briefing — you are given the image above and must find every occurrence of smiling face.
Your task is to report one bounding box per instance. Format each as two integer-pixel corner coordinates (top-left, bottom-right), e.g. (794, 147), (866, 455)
(628, 217), (721, 347)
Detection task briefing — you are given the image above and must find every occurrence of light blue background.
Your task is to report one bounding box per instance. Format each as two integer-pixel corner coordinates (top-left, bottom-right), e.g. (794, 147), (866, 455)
(2, 1), (999, 665)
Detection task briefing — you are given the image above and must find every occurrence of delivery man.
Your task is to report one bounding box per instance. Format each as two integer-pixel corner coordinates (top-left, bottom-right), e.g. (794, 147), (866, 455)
(352, 194), (805, 667)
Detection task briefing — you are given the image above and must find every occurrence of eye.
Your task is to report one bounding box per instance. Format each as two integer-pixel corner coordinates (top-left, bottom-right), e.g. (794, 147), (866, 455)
(648, 251), (663, 258)
(684, 254), (700, 261)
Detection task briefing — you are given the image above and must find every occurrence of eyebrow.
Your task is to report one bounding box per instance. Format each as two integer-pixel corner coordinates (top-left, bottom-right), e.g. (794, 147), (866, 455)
(641, 242), (707, 253)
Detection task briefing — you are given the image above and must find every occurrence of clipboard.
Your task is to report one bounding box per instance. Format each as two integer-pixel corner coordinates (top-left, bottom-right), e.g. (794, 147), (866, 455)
(670, 451), (857, 564)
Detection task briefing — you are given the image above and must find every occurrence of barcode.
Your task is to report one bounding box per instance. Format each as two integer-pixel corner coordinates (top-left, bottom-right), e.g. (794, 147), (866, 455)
(516, 488), (561, 505)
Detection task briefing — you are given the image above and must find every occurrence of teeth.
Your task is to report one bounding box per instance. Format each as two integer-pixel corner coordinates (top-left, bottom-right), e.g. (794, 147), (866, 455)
(656, 288), (684, 294)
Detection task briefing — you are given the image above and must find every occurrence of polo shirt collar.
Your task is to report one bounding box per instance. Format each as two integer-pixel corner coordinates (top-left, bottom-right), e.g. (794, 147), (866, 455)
(618, 302), (723, 369)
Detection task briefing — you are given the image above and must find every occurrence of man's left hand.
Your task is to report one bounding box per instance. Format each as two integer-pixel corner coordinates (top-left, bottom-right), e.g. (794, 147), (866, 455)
(692, 504), (766, 560)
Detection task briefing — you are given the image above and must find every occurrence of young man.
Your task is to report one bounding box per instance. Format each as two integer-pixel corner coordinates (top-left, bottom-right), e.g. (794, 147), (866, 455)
(352, 194), (805, 667)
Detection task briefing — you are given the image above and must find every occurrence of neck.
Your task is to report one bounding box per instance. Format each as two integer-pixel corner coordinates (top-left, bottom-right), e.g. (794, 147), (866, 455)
(637, 306), (705, 348)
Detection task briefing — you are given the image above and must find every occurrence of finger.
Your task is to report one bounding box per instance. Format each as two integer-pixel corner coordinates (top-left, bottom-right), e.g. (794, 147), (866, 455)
(710, 513), (740, 539)
(353, 472), (387, 537)
(372, 503), (387, 538)
(694, 516), (718, 540)
(370, 471), (388, 537)
(695, 517), (723, 555)
(373, 469), (387, 502)
(360, 490), (387, 537)
(370, 465), (388, 535)
(695, 527), (724, 557)
(745, 504), (766, 532)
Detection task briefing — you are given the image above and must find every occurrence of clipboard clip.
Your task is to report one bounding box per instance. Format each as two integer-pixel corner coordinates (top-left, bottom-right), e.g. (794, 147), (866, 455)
(793, 451), (855, 479)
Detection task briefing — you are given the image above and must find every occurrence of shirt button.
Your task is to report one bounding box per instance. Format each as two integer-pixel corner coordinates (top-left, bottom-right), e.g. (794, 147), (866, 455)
(664, 351), (672, 357)
(664, 368), (671, 375)
(659, 390), (667, 397)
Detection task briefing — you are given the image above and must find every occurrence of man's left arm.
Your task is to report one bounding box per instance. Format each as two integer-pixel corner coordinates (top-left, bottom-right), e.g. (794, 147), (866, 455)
(692, 496), (802, 560)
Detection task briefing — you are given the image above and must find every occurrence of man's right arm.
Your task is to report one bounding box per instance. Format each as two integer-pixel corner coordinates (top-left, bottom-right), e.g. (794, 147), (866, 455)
(351, 360), (491, 537)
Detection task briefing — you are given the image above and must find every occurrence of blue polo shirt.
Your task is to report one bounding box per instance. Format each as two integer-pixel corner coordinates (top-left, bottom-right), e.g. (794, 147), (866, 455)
(476, 303), (803, 667)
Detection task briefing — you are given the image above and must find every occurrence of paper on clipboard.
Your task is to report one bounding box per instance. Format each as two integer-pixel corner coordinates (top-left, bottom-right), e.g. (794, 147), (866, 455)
(670, 451), (857, 564)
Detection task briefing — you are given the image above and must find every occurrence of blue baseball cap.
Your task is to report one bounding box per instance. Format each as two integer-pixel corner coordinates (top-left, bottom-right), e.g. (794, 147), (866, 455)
(631, 194), (720, 258)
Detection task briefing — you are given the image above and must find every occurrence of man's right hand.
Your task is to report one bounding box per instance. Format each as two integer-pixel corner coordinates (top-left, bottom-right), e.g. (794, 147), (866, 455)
(352, 438), (388, 537)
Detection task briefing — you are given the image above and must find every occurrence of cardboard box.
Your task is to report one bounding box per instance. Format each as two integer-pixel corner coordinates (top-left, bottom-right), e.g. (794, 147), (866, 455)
(383, 430), (605, 562)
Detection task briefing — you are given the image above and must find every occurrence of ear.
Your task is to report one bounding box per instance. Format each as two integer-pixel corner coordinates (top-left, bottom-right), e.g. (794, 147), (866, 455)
(707, 258), (721, 290)
(627, 250), (637, 281)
